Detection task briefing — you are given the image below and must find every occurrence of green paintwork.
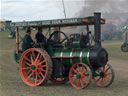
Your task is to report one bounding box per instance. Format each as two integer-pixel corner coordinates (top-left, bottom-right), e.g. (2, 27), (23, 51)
(11, 18), (83, 27)
(73, 40), (80, 48)
(100, 72), (105, 77)
(46, 45), (54, 55)
(91, 68), (102, 77)
(82, 48), (89, 64)
(13, 51), (22, 63)
(11, 17), (105, 27)
(52, 48), (89, 67)
(77, 73), (81, 78)
(31, 65), (36, 70)
(62, 48), (72, 66)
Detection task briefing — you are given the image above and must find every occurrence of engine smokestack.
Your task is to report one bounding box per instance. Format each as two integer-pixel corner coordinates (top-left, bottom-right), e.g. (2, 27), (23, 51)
(94, 12), (101, 47)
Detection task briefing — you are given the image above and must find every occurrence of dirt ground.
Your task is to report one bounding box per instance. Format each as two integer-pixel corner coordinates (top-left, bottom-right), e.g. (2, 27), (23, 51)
(0, 31), (128, 96)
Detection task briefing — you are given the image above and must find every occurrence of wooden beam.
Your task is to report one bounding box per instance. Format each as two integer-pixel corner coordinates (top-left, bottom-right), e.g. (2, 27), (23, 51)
(16, 27), (19, 54)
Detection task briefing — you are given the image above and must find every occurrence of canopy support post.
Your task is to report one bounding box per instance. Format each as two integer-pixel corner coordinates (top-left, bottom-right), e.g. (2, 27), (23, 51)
(16, 27), (19, 54)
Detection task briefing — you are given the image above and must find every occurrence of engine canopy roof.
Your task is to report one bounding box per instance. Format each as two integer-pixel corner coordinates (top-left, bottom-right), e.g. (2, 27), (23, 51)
(11, 16), (105, 28)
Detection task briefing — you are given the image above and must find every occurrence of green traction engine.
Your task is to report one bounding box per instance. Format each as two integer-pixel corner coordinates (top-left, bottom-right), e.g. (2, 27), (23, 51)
(13, 13), (115, 89)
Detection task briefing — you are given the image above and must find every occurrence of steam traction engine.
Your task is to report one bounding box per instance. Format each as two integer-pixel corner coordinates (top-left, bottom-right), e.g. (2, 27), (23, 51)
(13, 13), (114, 89)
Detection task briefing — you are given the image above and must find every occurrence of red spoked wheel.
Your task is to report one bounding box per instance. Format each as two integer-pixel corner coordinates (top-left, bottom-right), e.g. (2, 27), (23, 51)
(69, 63), (92, 89)
(19, 48), (52, 87)
(92, 64), (115, 88)
(50, 77), (68, 84)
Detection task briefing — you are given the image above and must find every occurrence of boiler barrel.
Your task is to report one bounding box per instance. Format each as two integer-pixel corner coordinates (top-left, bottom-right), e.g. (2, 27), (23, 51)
(52, 48), (90, 67)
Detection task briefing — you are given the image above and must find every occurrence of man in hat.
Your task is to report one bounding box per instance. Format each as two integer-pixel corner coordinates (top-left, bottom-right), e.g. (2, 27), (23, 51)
(35, 28), (46, 44)
(22, 29), (34, 52)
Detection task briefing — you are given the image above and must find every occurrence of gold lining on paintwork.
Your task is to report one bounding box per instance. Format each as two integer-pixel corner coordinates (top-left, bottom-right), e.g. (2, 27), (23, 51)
(60, 50), (64, 64)
(70, 49), (73, 64)
(80, 49), (83, 63)
(87, 51), (90, 65)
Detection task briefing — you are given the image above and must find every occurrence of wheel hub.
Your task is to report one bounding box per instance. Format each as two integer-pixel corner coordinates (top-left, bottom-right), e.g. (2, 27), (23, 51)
(31, 65), (36, 70)
(77, 72), (84, 79)
(76, 73), (81, 78)
(100, 72), (106, 78)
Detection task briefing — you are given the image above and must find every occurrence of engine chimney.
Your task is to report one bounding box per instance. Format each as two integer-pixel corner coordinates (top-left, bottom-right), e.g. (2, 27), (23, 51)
(94, 12), (101, 47)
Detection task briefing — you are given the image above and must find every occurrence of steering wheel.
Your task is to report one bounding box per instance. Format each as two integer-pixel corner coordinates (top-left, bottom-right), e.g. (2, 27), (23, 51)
(47, 31), (69, 45)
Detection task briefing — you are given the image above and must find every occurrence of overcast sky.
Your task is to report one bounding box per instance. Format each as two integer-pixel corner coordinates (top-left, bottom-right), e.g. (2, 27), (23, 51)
(0, 0), (85, 21)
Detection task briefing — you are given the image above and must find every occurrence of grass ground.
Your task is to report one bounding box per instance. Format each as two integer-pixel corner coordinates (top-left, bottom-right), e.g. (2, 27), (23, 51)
(0, 30), (128, 96)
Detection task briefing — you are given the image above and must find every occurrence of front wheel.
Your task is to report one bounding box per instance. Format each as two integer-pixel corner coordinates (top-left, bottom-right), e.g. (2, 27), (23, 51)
(69, 63), (92, 89)
(92, 64), (115, 88)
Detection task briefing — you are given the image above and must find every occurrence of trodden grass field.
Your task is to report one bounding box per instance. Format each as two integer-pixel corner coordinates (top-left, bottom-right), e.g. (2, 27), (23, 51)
(0, 30), (128, 96)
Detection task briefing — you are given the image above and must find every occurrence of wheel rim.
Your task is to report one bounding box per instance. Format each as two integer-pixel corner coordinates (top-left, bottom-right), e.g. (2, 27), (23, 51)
(69, 63), (92, 89)
(50, 77), (68, 84)
(19, 48), (48, 86)
(121, 44), (128, 52)
(92, 64), (114, 88)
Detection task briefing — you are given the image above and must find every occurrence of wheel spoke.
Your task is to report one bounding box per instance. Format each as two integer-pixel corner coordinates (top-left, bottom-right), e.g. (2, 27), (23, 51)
(26, 69), (32, 75)
(82, 78), (88, 84)
(38, 60), (45, 66)
(103, 67), (105, 72)
(104, 78), (108, 85)
(37, 73), (42, 80)
(77, 65), (80, 72)
(26, 73), (33, 80)
(71, 74), (77, 77)
(24, 60), (31, 66)
(24, 56), (31, 63)
(76, 79), (80, 87)
(106, 73), (112, 75)
(80, 79), (84, 88)
(39, 68), (46, 72)
(22, 67), (31, 70)
(105, 67), (110, 73)
(83, 70), (87, 74)
(30, 54), (34, 63)
(40, 72), (45, 79)
(73, 68), (78, 73)
(101, 78), (103, 87)
(72, 78), (77, 83)
(38, 54), (42, 62)
(40, 65), (46, 68)
(106, 76), (111, 81)
(35, 53), (40, 62)
(96, 77), (102, 83)
(35, 72), (38, 84)
(32, 51), (36, 60)
(81, 64), (84, 72)
(33, 72), (35, 83)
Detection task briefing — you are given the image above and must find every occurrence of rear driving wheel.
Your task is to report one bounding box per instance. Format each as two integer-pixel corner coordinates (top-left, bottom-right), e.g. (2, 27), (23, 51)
(19, 48), (52, 86)
(69, 63), (92, 89)
(92, 64), (115, 87)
